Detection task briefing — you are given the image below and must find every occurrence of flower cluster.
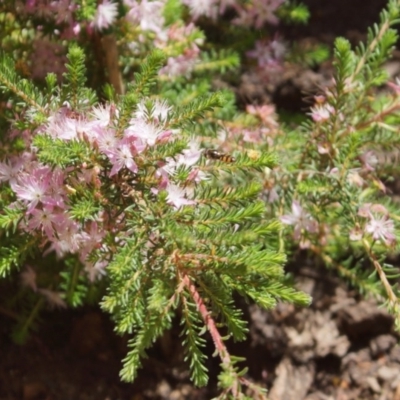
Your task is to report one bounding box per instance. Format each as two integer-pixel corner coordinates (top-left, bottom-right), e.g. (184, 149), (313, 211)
(234, 0), (285, 27)
(0, 99), (205, 280)
(246, 38), (286, 71)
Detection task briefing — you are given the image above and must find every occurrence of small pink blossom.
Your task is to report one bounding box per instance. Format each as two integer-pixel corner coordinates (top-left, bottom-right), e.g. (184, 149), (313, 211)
(0, 157), (25, 185)
(182, 0), (218, 20)
(93, 0), (118, 30)
(310, 104), (335, 122)
(187, 168), (209, 183)
(246, 39), (285, 69)
(38, 288), (67, 309)
(246, 104), (278, 127)
(166, 184), (196, 209)
(263, 186), (278, 203)
(45, 218), (82, 257)
(179, 141), (202, 166)
(79, 222), (106, 259)
(124, 0), (167, 40)
(365, 215), (396, 245)
(12, 168), (55, 213)
(360, 151), (378, 171)
(27, 206), (58, 238)
(358, 203), (389, 218)
(347, 169), (364, 187)
(20, 266), (37, 291)
(93, 126), (118, 156)
(90, 103), (114, 127)
(281, 201), (318, 241)
(349, 225), (363, 241)
(126, 120), (165, 146)
(317, 142), (330, 155)
(108, 140), (138, 176)
(235, 0), (285, 27)
(84, 259), (108, 282)
(160, 49), (199, 78)
(358, 203), (373, 218)
(387, 77), (400, 94)
(45, 107), (90, 140)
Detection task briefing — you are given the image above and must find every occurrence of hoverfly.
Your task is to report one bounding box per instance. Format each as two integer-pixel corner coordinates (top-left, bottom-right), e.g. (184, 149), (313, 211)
(204, 149), (235, 163)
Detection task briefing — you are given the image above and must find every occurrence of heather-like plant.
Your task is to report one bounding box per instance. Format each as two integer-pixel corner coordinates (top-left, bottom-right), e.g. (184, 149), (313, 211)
(2, 0), (400, 398)
(218, 0), (400, 329)
(0, 45), (309, 398)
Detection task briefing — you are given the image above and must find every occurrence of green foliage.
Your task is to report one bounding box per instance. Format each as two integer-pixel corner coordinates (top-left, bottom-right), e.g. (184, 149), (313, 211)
(278, 1), (310, 24)
(74, 0), (98, 21)
(131, 50), (167, 96)
(59, 260), (88, 307)
(0, 207), (24, 233)
(163, 0), (185, 25)
(289, 42), (330, 67)
(0, 236), (32, 277)
(272, 0), (400, 330)
(197, 50), (240, 74)
(0, 52), (46, 114)
(33, 135), (93, 168)
(62, 44), (97, 108)
(180, 296), (209, 386)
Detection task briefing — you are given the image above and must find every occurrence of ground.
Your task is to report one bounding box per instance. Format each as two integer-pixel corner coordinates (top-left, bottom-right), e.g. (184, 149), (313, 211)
(1, 1), (400, 399)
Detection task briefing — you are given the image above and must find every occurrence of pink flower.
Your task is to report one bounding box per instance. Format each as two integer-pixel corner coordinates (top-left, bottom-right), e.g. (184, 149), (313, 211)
(38, 288), (67, 309)
(124, 0), (167, 39)
(126, 120), (165, 146)
(349, 225), (363, 241)
(27, 206), (58, 239)
(45, 107), (90, 140)
(160, 51), (199, 78)
(166, 184), (196, 209)
(181, 0), (218, 19)
(360, 151), (378, 171)
(79, 222), (106, 259)
(93, 127), (118, 156)
(12, 168), (55, 213)
(45, 218), (82, 257)
(20, 266), (37, 291)
(235, 0), (285, 27)
(347, 169), (364, 187)
(93, 0), (118, 30)
(187, 168), (208, 183)
(365, 215), (395, 245)
(90, 103), (114, 127)
(0, 156), (25, 185)
(281, 200), (318, 241)
(387, 77), (400, 94)
(246, 39), (285, 69)
(310, 104), (335, 122)
(108, 140), (138, 176)
(179, 141), (202, 166)
(246, 104), (278, 127)
(84, 259), (108, 282)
